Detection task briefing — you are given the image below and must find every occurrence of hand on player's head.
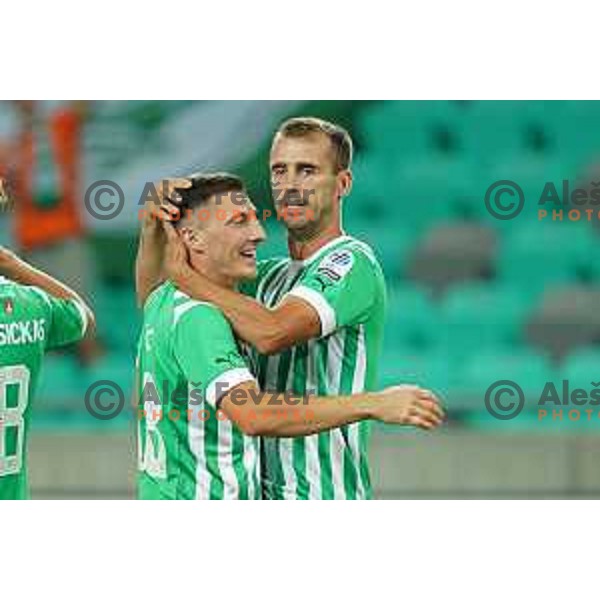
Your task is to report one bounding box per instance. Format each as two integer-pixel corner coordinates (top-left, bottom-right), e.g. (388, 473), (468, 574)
(376, 384), (445, 430)
(144, 177), (192, 225)
(162, 221), (190, 280)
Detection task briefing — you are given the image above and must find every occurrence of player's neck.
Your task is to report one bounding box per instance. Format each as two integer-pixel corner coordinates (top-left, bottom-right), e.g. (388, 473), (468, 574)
(287, 222), (344, 261)
(188, 256), (236, 290)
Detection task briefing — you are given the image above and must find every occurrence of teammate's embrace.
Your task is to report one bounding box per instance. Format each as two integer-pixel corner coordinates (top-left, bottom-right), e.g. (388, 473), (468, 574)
(135, 173), (443, 500)
(0, 245), (94, 500)
(143, 118), (445, 500)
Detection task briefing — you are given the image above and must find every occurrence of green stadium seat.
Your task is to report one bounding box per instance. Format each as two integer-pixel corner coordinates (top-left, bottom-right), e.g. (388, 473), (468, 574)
(438, 282), (536, 357)
(497, 221), (593, 291)
(561, 346), (600, 391)
(384, 283), (440, 351)
(459, 101), (535, 160)
(526, 285), (600, 361)
(358, 101), (464, 158)
(352, 154), (479, 230)
(537, 101), (600, 163)
(378, 347), (453, 401)
(456, 347), (555, 412)
(349, 225), (415, 279)
(457, 101), (596, 160)
(350, 155), (398, 223)
(408, 221), (496, 295)
(352, 159), (473, 233)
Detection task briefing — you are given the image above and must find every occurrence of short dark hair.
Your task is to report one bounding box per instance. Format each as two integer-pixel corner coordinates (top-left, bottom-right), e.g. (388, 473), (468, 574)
(173, 172), (245, 225)
(275, 117), (353, 172)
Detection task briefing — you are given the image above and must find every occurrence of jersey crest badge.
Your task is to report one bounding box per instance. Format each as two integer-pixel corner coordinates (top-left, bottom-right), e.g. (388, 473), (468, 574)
(3, 298), (14, 315)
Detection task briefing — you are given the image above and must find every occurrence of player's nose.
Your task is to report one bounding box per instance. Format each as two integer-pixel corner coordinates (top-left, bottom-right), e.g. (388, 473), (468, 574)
(249, 219), (266, 244)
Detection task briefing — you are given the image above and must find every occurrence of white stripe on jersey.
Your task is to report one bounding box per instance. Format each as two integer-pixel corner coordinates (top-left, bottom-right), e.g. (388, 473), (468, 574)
(256, 260), (286, 301)
(304, 340), (321, 498)
(330, 429), (346, 500)
(205, 367), (255, 409)
(286, 285), (336, 337)
(279, 347), (298, 498)
(263, 264), (290, 307)
(188, 383), (210, 499)
(262, 352), (281, 496)
(218, 419), (239, 500)
(243, 435), (259, 499)
(263, 353), (280, 391)
(327, 331), (347, 499)
(349, 325), (367, 499)
(71, 298), (90, 338)
(173, 299), (210, 326)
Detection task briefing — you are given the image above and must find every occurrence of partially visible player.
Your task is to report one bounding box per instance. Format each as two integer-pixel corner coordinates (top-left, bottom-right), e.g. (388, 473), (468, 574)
(0, 242), (94, 500)
(136, 173), (443, 500)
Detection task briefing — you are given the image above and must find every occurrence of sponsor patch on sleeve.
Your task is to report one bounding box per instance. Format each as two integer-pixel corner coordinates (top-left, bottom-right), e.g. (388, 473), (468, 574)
(315, 249), (354, 284)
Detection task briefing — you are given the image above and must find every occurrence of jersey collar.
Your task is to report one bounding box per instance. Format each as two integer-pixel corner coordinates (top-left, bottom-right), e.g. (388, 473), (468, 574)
(291, 234), (353, 266)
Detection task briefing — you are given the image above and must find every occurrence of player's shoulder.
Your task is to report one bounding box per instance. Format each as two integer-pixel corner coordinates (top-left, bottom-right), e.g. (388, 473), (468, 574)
(311, 235), (383, 277)
(171, 287), (229, 330)
(0, 278), (52, 314)
(339, 235), (381, 267)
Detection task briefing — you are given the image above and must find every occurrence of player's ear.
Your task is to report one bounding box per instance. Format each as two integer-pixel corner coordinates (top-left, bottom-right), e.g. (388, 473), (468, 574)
(336, 169), (352, 199)
(180, 226), (207, 254)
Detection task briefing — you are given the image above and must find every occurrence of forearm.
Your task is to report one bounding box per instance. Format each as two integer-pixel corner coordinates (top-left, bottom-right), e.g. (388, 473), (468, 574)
(135, 223), (166, 307)
(175, 267), (284, 353)
(225, 387), (378, 437)
(0, 248), (95, 330)
(1, 249), (80, 301)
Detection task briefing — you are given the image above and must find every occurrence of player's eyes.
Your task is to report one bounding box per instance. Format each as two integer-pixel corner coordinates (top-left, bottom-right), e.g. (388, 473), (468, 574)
(300, 166), (315, 176)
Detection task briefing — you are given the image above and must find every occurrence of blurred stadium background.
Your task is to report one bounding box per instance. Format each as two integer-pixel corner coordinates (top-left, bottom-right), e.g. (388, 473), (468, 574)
(2, 100), (600, 498)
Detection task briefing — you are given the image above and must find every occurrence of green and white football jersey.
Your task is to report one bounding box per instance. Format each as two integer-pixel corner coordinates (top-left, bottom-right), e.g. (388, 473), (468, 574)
(0, 276), (89, 500)
(136, 281), (260, 500)
(242, 235), (387, 500)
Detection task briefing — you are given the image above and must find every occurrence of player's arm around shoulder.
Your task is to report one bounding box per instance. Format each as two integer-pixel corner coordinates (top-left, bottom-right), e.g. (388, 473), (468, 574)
(219, 381), (445, 437)
(266, 243), (381, 353)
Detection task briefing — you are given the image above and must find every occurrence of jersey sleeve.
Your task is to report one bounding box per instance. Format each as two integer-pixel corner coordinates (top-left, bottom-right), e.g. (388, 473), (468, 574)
(173, 303), (256, 409)
(285, 245), (380, 337)
(27, 287), (89, 349)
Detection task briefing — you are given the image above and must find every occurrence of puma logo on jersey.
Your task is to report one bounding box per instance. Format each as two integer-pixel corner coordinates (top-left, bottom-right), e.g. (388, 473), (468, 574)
(215, 351), (241, 369)
(0, 319), (46, 346)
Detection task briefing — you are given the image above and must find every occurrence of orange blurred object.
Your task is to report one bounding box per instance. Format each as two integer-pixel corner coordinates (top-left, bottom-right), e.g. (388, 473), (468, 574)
(12, 104), (85, 251)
